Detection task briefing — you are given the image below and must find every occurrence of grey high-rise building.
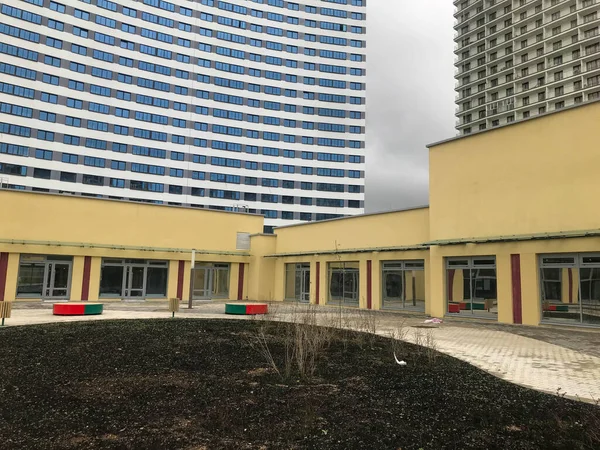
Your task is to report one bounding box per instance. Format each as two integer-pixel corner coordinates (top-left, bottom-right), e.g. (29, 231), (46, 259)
(455, 0), (600, 135)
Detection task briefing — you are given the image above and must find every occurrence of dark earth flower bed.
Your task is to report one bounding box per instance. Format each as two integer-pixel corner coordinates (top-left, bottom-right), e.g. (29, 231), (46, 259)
(0, 319), (599, 450)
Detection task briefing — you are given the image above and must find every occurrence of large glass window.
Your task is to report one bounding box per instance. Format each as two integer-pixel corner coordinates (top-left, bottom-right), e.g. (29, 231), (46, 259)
(540, 254), (600, 325)
(328, 262), (359, 305)
(17, 254), (72, 299)
(100, 259), (168, 298)
(446, 256), (497, 318)
(285, 263), (310, 302)
(191, 263), (230, 299)
(382, 260), (425, 311)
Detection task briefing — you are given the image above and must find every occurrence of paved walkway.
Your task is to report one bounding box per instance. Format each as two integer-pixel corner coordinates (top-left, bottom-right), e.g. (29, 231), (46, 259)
(4, 301), (600, 402)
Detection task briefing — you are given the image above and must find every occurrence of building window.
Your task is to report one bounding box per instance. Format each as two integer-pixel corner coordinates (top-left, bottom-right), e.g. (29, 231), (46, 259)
(284, 263), (310, 302)
(540, 254), (600, 326)
(191, 263), (230, 299)
(16, 254), (72, 299)
(99, 259), (168, 298)
(381, 261), (425, 311)
(446, 257), (497, 317)
(328, 262), (359, 305)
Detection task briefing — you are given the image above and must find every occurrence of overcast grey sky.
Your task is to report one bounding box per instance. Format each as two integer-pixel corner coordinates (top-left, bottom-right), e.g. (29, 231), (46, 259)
(364, 0), (456, 213)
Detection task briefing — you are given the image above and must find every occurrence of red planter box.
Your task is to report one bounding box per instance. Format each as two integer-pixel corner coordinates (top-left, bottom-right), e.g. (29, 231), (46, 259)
(245, 304), (268, 315)
(448, 303), (461, 313)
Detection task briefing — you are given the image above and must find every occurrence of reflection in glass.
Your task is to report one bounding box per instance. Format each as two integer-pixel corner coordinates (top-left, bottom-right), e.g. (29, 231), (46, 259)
(100, 259), (169, 298)
(382, 261), (425, 311)
(214, 268), (229, 297)
(193, 268), (207, 298)
(146, 267), (168, 296)
(17, 256), (73, 299)
(192, 263), (230, 299)
(51, 264), (70, 297)
(17, 263), (45, 296)
(100, 266), (124, 296)
(540, 263), (581, 324)
(447, 257), (497, 317)
(580, 268), (600, 325)
(328, 262), (359, 305)
(285, 263), (310, 302)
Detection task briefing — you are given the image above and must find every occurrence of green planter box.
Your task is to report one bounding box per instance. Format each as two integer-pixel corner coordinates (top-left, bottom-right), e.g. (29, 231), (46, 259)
(225, 304), (249, 315)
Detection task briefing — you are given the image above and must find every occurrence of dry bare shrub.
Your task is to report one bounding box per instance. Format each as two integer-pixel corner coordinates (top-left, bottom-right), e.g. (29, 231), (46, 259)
(413, 328), (423, 351)
(424, 329), (438, 364)
(249, 323), (282, 380)
(249, 303), (333, 382)
(353, 309), (379, 348)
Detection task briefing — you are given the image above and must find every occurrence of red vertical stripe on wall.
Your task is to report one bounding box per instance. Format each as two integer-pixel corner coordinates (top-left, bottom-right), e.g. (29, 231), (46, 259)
(176, 260), (185, 300)
(237, 264), (245, 301)
(0, 252), (8, 302)
(568, 268), (573, 303)
(511, 254), (523, 325)
(447, 269), (455, 302)
(315, 262), (320, 305)
(80, 256), (92, 301)
(366, 260), (372, 309)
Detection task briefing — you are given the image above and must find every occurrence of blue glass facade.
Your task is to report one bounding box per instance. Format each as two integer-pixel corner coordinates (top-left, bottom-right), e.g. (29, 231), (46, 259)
(0, 0), (366, 227)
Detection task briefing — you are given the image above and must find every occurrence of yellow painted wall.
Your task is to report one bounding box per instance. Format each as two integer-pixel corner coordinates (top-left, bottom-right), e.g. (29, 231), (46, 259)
(167, 263), (179, 300)
(228, 263), (240, 301)
(181, 261), (191, 302)
(4, 254), (20, 302)
(370, 257), (381, 310)
(273, 207), (429, 254)
(496, 254), (513, 324)
(88, 257), (102, 302)
(520, 252), (540, 326)
(429, 101), (600, 241)
(0, 190), (263, 251)
(70, 256), (85, 301)
(247, 235), (277, 301)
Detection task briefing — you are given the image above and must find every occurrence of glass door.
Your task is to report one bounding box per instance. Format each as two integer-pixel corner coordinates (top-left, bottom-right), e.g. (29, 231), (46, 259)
(192, 263), (230, 299)
(212, 265), (230, 298)
(192, 267), (209, 299)
(382, 262), (404, 309)
(343, 270), (359, 304)
(44, 263), (70, 299)
(300, 266), (310, 302)
(124, 265), (145, 298)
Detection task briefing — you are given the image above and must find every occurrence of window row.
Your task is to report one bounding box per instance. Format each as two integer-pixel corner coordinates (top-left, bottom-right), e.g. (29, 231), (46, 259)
(2, 3), (367, 52)
(1, 142), (362, 166)
(284, 260), (422, 308)
(0, 109), (364, 148)
(1, 163), (364, 191)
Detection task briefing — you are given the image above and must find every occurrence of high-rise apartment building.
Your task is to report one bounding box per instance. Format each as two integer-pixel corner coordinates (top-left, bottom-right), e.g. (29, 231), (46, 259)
(454, 0), (600, 135)
(0, 0), (366, 230)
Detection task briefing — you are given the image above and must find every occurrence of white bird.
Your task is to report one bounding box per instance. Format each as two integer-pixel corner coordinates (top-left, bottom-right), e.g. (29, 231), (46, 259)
(394, 352), (407, 366)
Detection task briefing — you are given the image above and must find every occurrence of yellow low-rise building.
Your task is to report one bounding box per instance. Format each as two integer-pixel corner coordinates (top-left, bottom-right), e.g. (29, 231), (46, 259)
(2, 101), (600, 327)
